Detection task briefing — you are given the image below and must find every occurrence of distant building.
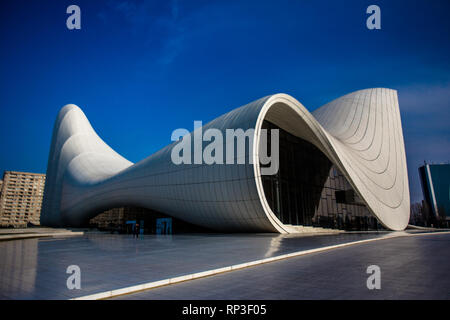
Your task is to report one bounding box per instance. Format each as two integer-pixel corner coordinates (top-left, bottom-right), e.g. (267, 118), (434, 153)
(419, 163), (450, 227)
(0, 171), (46, 227)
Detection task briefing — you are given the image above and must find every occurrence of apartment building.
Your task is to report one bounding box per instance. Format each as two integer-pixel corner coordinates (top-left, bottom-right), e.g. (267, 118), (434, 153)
(0, 171), (46, 227)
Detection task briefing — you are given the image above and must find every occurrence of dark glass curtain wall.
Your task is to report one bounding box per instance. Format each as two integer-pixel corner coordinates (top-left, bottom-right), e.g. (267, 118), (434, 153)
(260, 121), (382, 231)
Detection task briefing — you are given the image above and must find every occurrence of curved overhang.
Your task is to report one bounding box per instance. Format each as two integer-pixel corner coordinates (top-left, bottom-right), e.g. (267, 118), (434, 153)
(253, 91), (409, 232)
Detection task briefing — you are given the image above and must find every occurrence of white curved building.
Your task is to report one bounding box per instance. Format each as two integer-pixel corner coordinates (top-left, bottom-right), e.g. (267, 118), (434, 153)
(41, 88), (410, 232)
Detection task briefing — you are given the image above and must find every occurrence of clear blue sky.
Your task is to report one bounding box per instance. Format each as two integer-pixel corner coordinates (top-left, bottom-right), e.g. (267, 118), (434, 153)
(0, 0), (449, 203)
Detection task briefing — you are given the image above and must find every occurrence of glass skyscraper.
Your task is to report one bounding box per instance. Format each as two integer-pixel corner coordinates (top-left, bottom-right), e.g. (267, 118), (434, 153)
(419, 163), (450, 225)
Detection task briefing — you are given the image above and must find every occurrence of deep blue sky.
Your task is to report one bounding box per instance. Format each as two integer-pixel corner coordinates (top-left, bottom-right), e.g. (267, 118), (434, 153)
(0, 0), (449, 203)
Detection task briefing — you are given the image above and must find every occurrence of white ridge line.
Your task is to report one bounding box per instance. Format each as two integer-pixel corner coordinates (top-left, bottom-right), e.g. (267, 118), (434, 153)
(71, 231), (450, 300)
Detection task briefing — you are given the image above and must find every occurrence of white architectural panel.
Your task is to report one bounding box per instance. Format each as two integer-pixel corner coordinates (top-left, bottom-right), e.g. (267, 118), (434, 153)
(41, 88), (410, 232)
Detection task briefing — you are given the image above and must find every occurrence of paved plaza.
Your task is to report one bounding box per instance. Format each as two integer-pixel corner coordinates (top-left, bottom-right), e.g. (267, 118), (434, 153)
(112, 232), (450, 300)
(0, 231), (448, 299)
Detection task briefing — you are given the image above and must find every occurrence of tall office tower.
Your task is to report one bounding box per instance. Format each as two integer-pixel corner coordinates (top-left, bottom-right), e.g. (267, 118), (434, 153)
(419, 163), (450, 227)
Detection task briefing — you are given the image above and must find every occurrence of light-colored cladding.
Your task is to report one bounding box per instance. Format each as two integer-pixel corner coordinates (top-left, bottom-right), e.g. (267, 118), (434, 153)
(41, 88), (410, 232)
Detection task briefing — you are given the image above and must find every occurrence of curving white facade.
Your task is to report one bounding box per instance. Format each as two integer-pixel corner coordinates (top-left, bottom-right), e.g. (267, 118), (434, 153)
(41, 88), (410, 232)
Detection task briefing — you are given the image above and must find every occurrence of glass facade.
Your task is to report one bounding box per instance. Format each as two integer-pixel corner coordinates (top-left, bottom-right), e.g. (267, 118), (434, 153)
(419, 163), (450, 223)
(261, 121), (383, 231)
(89, 206), (211, 234)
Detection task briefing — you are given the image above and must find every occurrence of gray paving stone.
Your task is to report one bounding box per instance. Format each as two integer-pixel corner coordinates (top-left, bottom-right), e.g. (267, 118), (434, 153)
(111, 233), (450, 300)
(1, 231), (447, 299)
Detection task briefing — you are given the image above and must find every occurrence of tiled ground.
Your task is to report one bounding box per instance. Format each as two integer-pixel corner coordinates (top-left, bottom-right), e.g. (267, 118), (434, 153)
(112, 233), (450, 300)
(0, 231), (396, 299)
